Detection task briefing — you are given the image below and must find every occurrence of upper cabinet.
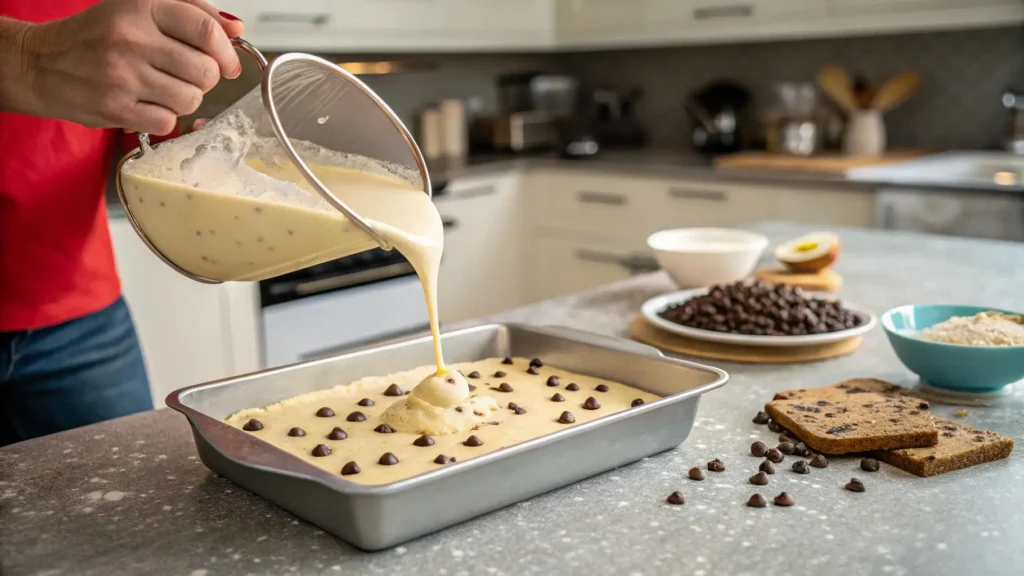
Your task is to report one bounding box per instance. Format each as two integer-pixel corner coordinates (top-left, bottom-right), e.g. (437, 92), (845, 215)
(218, 0), (1024, 53)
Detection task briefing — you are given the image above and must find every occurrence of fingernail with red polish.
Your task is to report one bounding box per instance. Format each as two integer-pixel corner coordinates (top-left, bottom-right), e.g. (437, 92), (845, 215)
(219, 11), (241, 21)
(231, 64), (242, 78)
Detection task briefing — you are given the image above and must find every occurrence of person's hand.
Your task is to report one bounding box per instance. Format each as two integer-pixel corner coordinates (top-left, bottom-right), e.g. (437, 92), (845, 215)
(21, 0), (244, 135)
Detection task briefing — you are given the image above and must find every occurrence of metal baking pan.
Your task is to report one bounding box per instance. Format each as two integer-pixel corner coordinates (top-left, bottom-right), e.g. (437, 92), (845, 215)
(166, 323), (728, 551)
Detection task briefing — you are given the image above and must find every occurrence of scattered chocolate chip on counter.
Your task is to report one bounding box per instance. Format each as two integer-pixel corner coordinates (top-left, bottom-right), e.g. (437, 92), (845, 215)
(287, 427), (306, 437)
(341, 461), (361, 476)
(311, 444), (332, 457)
(566, 383), (580, 391)
(765, 448), (784, 463)
(346, 411), (366, 422)
(242, 419), (263, 431)
(502, 357), (513, 365)
(530, 358), (544, 368)
(383, 384), (404, 396)
(526, 366), (540, 375)
(498, 383), (514, 393)
(707, 458), (726, 472)
(467, 371), (481, 379)
(666, 491), (685, 505)
(809, 454), (829, 468)
(582, 397), (601, 410)
(413, 435), (435, 447)
(779, 432), (798, 444)
(463, 435), (484, 447)
(551, 393), (566, 402)
(689, 467), (705, 481)
(315, 407), (335, 418)
(558, 411), (576, 424)
(751, 441), (768, 457)
(860, 458), (881, 472)
(777, 441), (795, 455)
(327, 427), (348, 441)
(794, 442), (812, 457)
(773, 492), (795, 507)
(845, 478), (866, 492)
(792, 460), (810, 474)
(493, 371), (506, 378)
(357, 398), (375, 407)
(749, 471), (770, 486)
(379, 452), (399, 466)
(759, 461), (776, 475)
(434, 455), (452, 465)
(768, 419), (784, 433)
(546, 376), (561, 387)
(752, 411), (770, 425)
(595, 384), (609, 392)
(631, 399), (645, 407)
(746, 494), (768, 508)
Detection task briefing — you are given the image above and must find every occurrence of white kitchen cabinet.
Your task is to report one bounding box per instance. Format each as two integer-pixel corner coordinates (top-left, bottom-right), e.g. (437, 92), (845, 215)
(434, 173), (526, 324)
(657, 179), (776, 229)
(528, 232), (649, 302)
(212, 0), (335, 52)
(109, 218), (261, 406)
(774, 187), (877, 228)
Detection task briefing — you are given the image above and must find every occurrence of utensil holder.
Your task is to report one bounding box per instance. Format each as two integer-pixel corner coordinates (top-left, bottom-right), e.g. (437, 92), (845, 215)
(842, 110), (886, 157)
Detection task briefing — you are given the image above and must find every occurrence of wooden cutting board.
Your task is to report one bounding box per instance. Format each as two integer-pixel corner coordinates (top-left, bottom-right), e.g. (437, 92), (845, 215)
(713, 150), (926, 173)
(629, 316), (862, 364)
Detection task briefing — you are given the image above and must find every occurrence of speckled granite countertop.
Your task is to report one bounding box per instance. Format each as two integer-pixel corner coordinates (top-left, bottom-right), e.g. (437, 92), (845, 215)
(3, 222), (1024, 576)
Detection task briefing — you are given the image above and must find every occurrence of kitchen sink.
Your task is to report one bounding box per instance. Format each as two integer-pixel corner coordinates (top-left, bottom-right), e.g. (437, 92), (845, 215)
(846, 151), (1024, 190)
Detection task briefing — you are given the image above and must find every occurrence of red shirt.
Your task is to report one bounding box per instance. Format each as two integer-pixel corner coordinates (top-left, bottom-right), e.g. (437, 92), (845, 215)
(0, 1), (171, 331)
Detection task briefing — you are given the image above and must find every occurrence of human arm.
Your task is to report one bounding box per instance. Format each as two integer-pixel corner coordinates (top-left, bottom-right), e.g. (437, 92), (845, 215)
(0, 0), (244, 135)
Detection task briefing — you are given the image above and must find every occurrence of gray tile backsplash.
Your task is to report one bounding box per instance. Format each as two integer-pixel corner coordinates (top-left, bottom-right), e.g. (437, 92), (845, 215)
(190, 26), (1023, 152)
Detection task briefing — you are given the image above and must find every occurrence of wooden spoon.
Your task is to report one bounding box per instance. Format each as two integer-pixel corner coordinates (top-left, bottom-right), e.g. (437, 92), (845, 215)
(816, 66), (860, 114)
(871, 72), (921, 112)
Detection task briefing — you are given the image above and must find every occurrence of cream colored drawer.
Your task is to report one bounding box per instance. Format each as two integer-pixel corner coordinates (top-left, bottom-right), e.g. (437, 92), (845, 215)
(528, 170), (662, 239)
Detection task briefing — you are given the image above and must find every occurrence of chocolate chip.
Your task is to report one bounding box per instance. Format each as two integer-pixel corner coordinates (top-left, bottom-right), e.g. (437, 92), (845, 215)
(767, 419), (784, 433)
(473, 410), (484, 416)
(242, 419), (263, 431)
(546, 376), (561, 387)
(413, 435), (435, 447)
(287, 427), (306, 437)
(777, 441), (795, 455)
(793, 442), (811, 457)
(752, 411), (770, 425)
(374, 424), (394, 434)
(502, 357), (513, 365)
(707, 458), (725, 472)
(582, 397), (601, 410)
(826, 424), (852, 435)
(566, 383), (579, 391)
(311, 444), (331, 457)
(631, 399), (645, 407)
(514, 407), (527, 415)
(845, 478), (865, 492)
(341, 461), (360, 475)
(595, 384), (609, 392)
(526, 366), (540, 375)
(746, 494), (767, 508)
(455, 407), (463, 412)
(792, 460), (810, 474)
(379, 452), (399, 465)
(508, 402), (518, 410)
(779, 432), (797, 444)
(434, 455), (452, 464)
(346, 411), (366, 422)
(765, 448), (784, 463)
(383, 384), (403, 396)
(357, 398), (375, 407)
(551, 393), (566, 402)
(809, 454), (829, 468)
(759, 461), (776, 475)
(494, 371), (506, 378)
(918, 401), (930, 410)
(688, 467), (705, 481)
(498, 383), (514, 393)
(315, 407), (335, 418)
(558, 411), (576, 424)
(750, 441), (768, 457)
(529, 358), (544, 368)
(468, 384), (477, 392)
(749, 471), (770, 485)
(463, 435), (483, 446)
(860, 458), (880, 472)
(666, 491), (685, 505)
(463, 371), (479, 379)
(327, 427), (348, 440)
(773, 492), (795, 507)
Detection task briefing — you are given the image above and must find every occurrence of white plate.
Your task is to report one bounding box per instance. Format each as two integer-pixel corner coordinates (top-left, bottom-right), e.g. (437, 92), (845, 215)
(641, 288), (877, 348)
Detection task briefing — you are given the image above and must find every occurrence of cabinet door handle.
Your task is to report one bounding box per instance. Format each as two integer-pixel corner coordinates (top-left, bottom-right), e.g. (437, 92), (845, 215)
(693, 4), (753, 20)
(577, 191), (626, 206)
(441, 217), (457, 229)
(450, 185), (496, 199)
(668, 187), (728, 202)
(256, 12), (331, 25)
(575, 249), (659, 275)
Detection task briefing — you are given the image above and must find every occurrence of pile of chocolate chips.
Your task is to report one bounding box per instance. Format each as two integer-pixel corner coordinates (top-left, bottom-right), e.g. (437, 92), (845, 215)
(658, 280), (863, 336)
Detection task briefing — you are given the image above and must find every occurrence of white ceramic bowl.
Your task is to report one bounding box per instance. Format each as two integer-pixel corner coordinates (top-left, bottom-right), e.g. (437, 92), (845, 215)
(647, 228), (768, 288)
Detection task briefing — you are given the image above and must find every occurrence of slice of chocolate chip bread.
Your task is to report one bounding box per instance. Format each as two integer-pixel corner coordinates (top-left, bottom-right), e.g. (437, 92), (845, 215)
(876, 418), (1014, 477)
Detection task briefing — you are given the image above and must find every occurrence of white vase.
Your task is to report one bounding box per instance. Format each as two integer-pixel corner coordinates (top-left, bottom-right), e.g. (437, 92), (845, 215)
(843, 110), (887, 157)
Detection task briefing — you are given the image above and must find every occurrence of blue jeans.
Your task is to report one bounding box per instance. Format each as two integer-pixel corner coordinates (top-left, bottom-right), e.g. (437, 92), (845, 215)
(0, 297), (153, 446)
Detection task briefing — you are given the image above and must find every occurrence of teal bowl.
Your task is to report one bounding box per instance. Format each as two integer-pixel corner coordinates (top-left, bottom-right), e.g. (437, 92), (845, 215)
(881, 304), (1024, 393)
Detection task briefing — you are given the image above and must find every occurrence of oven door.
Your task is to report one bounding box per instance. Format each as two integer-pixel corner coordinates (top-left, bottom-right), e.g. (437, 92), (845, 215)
(261, 274), (429, 368)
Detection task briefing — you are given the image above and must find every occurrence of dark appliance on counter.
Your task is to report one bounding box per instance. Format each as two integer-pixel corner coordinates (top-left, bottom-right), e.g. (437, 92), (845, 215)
(685, 81), (751, 155)
(590, 87), (648, 149)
